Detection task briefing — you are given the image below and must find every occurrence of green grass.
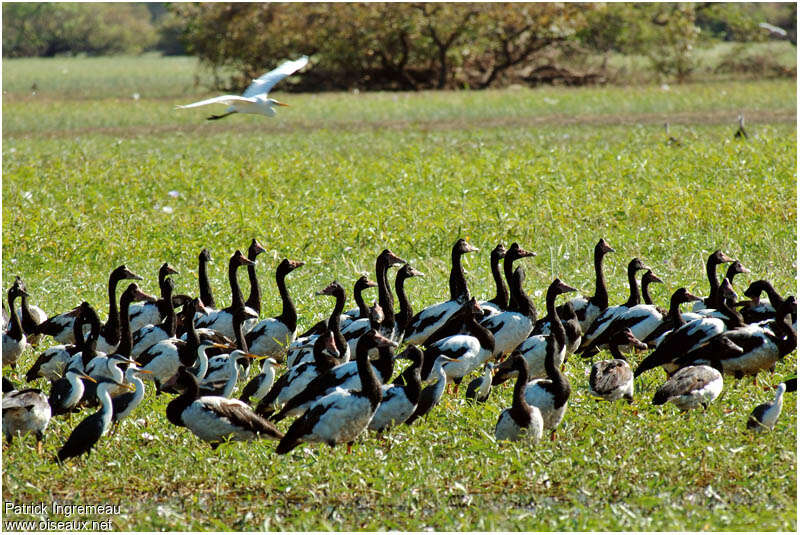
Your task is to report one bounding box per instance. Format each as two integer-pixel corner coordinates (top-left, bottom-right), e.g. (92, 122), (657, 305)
(2, 56), (796, 531)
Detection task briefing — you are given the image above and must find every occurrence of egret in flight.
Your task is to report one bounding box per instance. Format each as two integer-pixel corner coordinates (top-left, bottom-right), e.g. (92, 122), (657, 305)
(177, 55), (309, 121)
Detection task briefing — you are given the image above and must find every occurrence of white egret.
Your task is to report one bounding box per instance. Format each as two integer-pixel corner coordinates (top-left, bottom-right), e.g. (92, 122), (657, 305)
(176, 55), (309, 120)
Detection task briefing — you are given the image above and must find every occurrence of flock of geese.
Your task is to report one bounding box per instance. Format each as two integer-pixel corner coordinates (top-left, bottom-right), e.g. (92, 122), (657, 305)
(2, 238), (796, 461)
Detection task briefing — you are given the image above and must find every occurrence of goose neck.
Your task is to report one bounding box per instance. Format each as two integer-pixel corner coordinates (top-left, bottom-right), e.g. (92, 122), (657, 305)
(275, 267), (298, 332)
(376, 257), (395, 328)
(624, 264), (641, 307)
(488, 253), (509, 309)
(198, 253), (215, 309)
(355, 337), (382, 407)
(228, 259), (246, 309)
(245, 260), (261, 315)
(5, 292), (23, 339)
(591, 245), (610, 308)
(449, 248), (470, 302)
(395, 275), (413, 333)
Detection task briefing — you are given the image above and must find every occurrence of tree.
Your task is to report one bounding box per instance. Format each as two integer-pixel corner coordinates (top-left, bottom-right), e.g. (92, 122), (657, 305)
(173, 2), (593, 91)
(2, 3), (158, 57)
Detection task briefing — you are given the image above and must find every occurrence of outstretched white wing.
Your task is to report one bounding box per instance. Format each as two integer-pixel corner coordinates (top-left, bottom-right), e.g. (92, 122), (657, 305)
(242, 56), (309, 98)
(176, 95), (257, 109)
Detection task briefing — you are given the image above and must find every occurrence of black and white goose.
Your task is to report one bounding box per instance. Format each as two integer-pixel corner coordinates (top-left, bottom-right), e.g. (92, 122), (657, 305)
(131, 277), (177, 358)
(37, 265), (142, 346)
(652, 365), (723, 411)
(128, 262), (179, 332)
(420, 297), (495, 393)
(560, 302), (583, 356)
(494, 279), (580, 385)
(480, 246), (537, 359)
(368, 345), (424, 432)
(3, 383), (51, 453)
(403, 238), (478, 345)
(394, 264), (425, 336)
(56, 379), (135, 462)
(494, 353), (543, 443)
(640, 270), (665, 313)
(588, 328), (647, 403)
(478, 243), (508, 318)
(195, 250), (257, 339)
(269, 308), (399, 423)
(465, 362), (494, 403)
(286, 280), (349, 368)
(14, 277), (47, 347)
(747, 382), (787, 432)
(404, 355), (458, 425)
(737, 279), (795, 327)
(275, 330), (398, 454)
(691, 250), (735, 312)
(243, 238), (268, 316)
(2, 281), (28, 368)
(536, 238), (614, 335)
(523, 278), (577, 435)
(692, 260), (751, 320)
(95, 265), (147, 354)
(25, 302), (93, 383)
(255, 330), (342, 417)
(580, 269), (664, 356)
(164, 366), (283, 449)
(676, 297), (797, 379)
(635, 285), (731, 377)
(195, 248), (217, 316)
(344, 276), (379, 326)
(245, 258), (304, 358)
(139, 299), (229, 393)
(373, 248), (407, 342)
(641, 287), (706, 348)
(579, 257), (650, 355)
(340, 249), (406, 350)
(83, 283), (150, 400)
(297, 275), (378, 339)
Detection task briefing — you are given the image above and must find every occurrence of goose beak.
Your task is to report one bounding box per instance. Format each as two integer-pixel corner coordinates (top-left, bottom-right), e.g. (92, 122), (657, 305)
(365, 279), (379, 288)
(251, 239), (267, 255)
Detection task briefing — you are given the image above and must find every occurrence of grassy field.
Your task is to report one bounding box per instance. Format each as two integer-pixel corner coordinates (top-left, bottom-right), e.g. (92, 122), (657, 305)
(2, 55), (796, 531)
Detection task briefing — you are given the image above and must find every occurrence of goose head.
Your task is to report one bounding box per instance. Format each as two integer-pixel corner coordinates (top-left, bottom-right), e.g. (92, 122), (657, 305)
(608, 328), (648, 351)
(642, 270), (663, 286)
(110, 264), (143, 283)
(596, 238), (615, 255)
(248, 238), (267, 260)
(354, 275), (378, 293)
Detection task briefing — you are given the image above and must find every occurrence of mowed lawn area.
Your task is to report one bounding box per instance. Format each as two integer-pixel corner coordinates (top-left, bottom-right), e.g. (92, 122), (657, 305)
(2, 55), (796, 531)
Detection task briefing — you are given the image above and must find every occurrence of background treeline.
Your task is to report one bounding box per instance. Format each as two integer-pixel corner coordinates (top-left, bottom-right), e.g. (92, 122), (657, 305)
(2, 2), (796, 90)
